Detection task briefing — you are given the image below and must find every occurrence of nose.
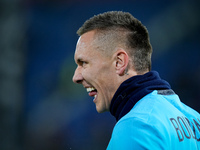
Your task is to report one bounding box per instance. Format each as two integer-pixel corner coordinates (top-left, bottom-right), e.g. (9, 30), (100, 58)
(72, 67), (83, 84)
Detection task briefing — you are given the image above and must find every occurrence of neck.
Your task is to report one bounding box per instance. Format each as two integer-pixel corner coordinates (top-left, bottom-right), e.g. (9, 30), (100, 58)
(110, 71), (171, 121)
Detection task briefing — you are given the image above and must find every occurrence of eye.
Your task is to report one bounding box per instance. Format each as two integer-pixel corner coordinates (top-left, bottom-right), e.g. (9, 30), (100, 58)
(81, 61), (87, 67)
(82, 61), (86, 65)
(77, 59), (87, 67)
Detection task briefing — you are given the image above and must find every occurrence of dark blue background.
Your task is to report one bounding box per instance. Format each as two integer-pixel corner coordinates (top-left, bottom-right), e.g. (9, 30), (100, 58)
(7, 0), (200, 149)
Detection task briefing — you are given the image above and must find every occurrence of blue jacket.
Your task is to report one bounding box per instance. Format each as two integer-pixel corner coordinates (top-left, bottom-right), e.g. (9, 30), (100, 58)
(107, 90), (200, 149)
(107, 71), (200, 150)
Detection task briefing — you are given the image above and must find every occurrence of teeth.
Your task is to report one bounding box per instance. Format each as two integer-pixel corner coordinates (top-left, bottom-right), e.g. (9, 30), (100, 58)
(94, 95), (97, 98)
(86, 87), (96, 92)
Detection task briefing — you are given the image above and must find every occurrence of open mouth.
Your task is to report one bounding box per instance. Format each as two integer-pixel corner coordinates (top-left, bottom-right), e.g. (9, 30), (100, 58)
(86, 87), (97, 98)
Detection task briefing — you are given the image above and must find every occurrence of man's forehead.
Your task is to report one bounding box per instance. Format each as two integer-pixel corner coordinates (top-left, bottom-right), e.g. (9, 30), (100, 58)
(74, 50), (84, 63)
(77, 31), (96, 47)
(76, 37), (87, 50)
(74, 37), (87, 61)
(74, 31), (95, 61)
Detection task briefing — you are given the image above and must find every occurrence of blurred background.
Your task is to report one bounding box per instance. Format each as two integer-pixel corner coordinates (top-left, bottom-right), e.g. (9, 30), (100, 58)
(0, 0), (200, 149)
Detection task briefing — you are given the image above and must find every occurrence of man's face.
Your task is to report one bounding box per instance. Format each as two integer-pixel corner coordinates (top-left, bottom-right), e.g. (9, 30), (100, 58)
(73, 31), (117, 113)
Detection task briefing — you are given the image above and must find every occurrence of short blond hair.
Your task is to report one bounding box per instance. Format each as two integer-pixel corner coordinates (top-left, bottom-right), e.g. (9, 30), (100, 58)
(77, 11), (152, 73)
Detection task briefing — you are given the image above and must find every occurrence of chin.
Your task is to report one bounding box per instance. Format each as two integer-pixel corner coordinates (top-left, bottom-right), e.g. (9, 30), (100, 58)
(96, 109), (104, 113)
(96, 106), (107, 113)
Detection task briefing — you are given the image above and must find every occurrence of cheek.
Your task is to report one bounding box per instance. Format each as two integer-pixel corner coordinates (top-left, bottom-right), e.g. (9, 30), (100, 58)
(82, 63), (113, 84)
(82, 67), (98, 80)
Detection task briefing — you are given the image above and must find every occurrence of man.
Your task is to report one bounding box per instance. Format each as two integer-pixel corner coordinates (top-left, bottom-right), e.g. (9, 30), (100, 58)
(72, 11), (200, 149)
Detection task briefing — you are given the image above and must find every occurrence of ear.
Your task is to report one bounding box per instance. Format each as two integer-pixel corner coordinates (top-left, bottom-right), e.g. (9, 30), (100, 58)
(115, 49), (129, 76)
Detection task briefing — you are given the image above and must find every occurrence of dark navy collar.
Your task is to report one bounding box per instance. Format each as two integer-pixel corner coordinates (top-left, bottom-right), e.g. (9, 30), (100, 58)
(109, 71), (171, 121)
